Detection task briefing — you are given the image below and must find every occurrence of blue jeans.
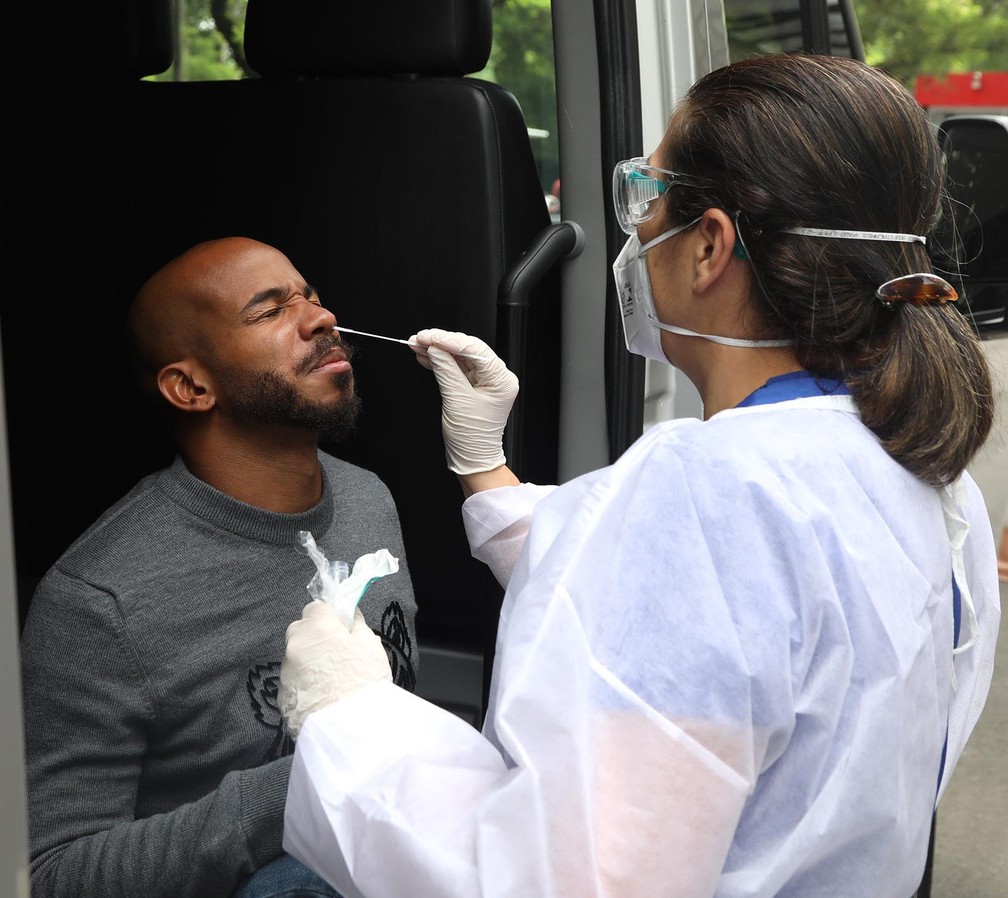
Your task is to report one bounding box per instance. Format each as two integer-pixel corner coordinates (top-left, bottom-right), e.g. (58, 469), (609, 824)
(232, 852), (344, 898)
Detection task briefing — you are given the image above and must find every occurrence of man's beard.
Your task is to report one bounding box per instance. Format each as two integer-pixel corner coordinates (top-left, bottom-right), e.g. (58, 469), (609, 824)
(224, 368), (362, 443)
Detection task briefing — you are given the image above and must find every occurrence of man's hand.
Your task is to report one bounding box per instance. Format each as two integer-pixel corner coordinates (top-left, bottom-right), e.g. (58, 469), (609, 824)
(279, 601), (392, 739)
(409, 328), (519, 476)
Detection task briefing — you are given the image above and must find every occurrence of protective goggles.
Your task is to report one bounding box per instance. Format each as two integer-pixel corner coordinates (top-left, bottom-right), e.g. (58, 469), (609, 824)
(612, 157), (709, 234)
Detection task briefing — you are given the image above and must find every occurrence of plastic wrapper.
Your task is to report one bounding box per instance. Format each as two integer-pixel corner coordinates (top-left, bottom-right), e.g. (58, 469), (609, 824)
(296, 530), (399, 629)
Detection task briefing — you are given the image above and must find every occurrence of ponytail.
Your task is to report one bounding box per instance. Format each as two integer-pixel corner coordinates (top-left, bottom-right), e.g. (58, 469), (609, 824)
(848, 304), (993, 486)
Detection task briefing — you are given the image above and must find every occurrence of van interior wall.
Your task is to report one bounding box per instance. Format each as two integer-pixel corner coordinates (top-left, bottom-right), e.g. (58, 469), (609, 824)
(0, 0), (561, 668)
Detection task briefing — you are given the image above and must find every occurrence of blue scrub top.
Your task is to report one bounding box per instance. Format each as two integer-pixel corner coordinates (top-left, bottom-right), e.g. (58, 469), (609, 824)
(736, 370), (850, 407)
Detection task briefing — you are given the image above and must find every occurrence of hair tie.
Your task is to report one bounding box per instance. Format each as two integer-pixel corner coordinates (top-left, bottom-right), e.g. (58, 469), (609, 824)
(875, 273), (958, 308)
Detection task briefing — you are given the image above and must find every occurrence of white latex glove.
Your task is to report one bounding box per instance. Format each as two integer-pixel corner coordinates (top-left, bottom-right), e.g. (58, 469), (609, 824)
(409, 328), (519, 476)
(279, 601), (392, 739)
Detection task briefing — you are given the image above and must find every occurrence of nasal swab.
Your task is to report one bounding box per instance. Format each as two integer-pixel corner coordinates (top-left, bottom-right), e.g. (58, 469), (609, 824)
(333, 326), (486, 362)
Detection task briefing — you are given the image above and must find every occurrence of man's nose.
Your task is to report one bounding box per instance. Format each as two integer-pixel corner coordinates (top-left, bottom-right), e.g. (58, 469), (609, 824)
(297, 298), (337, 336)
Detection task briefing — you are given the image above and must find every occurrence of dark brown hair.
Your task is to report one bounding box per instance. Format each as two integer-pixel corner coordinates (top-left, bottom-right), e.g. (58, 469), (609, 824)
(658, 52), (993, 486)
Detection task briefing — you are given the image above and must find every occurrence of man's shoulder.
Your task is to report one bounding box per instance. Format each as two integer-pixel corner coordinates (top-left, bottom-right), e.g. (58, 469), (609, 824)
(49, 468), (179, 576)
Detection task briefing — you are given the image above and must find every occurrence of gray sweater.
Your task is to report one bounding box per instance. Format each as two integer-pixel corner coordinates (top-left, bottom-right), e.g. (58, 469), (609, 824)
(20, 453), (418, 898)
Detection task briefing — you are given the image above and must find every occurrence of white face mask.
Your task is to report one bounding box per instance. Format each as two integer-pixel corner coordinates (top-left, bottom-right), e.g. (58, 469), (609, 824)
(612, 220), (793, 362)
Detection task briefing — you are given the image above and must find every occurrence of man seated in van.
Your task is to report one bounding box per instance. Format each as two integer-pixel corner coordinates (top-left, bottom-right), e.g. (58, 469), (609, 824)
(19, 237), (417, 898)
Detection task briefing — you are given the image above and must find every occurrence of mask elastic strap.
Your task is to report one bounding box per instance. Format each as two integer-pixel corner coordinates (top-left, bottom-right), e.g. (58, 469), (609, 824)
(641, 214), (794, 348)
(648, 318), (795, 348)
(638, 217), (702, 254)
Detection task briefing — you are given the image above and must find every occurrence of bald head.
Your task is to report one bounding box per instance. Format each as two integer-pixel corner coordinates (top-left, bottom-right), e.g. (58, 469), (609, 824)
(128, 237), (291, 391)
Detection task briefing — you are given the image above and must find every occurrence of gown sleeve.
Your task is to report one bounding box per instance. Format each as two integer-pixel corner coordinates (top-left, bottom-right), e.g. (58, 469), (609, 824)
(284, 654), (754, 898)
(461, 483), (558, 588)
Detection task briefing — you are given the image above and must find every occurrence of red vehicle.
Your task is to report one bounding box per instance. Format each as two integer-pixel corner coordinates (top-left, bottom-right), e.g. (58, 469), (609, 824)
(915, 70), (1008, 121)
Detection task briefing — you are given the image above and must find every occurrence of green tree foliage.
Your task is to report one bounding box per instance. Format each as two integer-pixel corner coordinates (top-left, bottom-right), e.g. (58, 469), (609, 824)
(475, 0), (559, 191)
(148, 0), (249, 82)
(855, 0), (1008, 86)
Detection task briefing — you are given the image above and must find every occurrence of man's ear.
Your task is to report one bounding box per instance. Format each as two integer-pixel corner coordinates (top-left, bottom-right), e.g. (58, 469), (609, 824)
(692, 208), (739, 293)
(156, 360), (215, 413)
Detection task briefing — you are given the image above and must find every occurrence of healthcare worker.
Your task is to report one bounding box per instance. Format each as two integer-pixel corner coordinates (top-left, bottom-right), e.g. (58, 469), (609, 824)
(277, 53), (1001, 897)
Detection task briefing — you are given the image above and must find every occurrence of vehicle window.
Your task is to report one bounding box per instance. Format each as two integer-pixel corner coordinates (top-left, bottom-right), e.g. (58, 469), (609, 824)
(473, 0), (560, 222)
(148, 1), (249, 81)
(723, 0), (859, 59)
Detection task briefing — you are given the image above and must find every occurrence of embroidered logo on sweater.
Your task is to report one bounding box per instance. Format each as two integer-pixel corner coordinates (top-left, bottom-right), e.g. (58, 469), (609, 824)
(247, 662), (292, 760)
(380, 601), (416, 691)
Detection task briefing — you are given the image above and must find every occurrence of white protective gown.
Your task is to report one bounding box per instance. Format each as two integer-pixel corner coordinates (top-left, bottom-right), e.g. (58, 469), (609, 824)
(283, 392), (1000, 898)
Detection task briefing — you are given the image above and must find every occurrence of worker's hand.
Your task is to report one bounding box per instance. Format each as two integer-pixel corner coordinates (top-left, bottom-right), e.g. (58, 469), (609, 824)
(409, 328), (519, 476)
(278, 601), (392, 739)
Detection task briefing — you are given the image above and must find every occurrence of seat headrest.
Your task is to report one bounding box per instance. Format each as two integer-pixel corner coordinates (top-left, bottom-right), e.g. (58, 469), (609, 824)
(1, 1), (173, 80)
(244, 0), (493, 78)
